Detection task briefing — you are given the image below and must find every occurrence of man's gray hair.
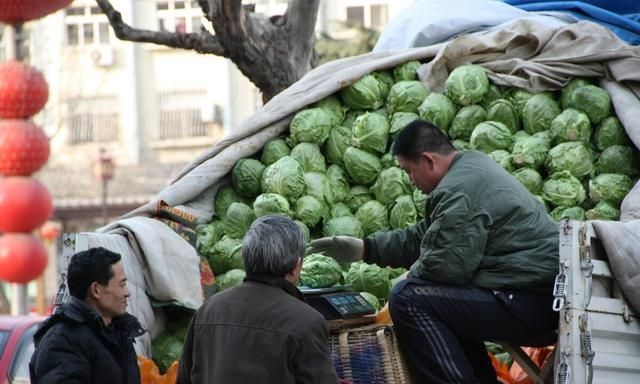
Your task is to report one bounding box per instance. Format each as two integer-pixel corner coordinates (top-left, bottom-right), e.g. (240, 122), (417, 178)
(242, 215), (304, 276)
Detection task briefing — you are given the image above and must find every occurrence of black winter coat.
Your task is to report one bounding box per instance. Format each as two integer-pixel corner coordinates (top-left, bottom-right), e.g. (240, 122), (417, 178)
(29, 297), (145, 384)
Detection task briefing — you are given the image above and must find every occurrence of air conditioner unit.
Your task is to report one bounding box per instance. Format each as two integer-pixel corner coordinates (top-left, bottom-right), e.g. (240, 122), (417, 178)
(90, 46), (114, 67)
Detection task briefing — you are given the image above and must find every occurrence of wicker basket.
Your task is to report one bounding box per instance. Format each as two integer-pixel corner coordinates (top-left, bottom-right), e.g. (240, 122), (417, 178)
(330, 324), (413, 384)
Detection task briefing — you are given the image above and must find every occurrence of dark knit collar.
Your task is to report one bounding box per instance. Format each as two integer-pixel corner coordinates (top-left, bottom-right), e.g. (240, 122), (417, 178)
(243, 272), (305, 302)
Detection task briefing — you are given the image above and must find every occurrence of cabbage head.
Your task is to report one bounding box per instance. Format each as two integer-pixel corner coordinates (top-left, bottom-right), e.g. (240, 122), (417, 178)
(452, 140), (472, 152)
(313, 95), (346, 126)
(300, 254), (343, 288)
(486, 99), (520, 133)
(371, 71), (394, 100)
(545, 142), (593, 179)
(324, 125), (352, 166)
(380, 152), (396, 168)
(560, 78), (592, 108)
(522, 94), (561, 134)
(449, 105), (486, 141)
(346, 261), (391, 301)
(482, 84), (504, 109)
(355, 200), (389, 236)
(304, 172), (331, 204)
(359, 292), (381, 311)
(289, 108), (333, 146)
(549, 109), (591, 145)
(322, 216), (364, 238)
(390, 112), (419, 140)
(550, 206), (585, 221)
(217, 269), (246, 291)
(290, 142), (326, 173)
(562, 84), (611, 125)
(253, 193), (290, 217)
(231, 158), (265, 198)
(261, 137), (291, 166)
(488, 150), (514, 173)
(152, 334), (184, 373)
(352, 112), (390, 154)
(343, 111), (364, 130)
(417, 93), (457, 132)
(223, 202), (255, 239)
(390, 195), (418, 229)
(294, 195), (325, 227)
(261, 156), (306, 200)
(505, 89), (534, 113)
(208, 236), (243, 275)
(340, 74), (386, 110)
(585, 200), (620, 221)
(214, 185), (242, 218)
(470, 121), (513, 153)
(594, 117), (630, 150)
(371, 167), (412, 206)
(512, 168), (543, 194)
(444, 65), (489, 106)
(326, 165), (350, 204)
(330, 203), (354, 219)
(589, 173), (632, 205)
(596, 145), (640, 177)
(196, 220), (224, 256)
(344, 185), (374, 212)
(511, 132), (550, 169)
(393, 60), (421, 82)
(386, 80), (429, 114)
(542, 171), (586, 207)
(413, 189), (428, 218)
(343, 147), (382, 185)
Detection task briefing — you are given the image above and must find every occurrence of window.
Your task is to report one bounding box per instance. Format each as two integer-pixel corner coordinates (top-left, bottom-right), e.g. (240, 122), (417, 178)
(157, 90), (209, 140)
(67, 96), (120, 144)
(155, 0), (204, 33)
(9, 324), (38, 382)
(345, 3), (389, 30)
(65, 5), (110, 46)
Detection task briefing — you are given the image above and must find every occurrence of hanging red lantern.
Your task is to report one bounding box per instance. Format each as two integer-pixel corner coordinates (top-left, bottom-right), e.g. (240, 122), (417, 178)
(0, 0), (73, 24)
(40, 221), (62, 241)
(0, 119), (50, 176)
(0, 60), (49, 119)
(0, 233), (47, 283)
(0, 177), (52, 233)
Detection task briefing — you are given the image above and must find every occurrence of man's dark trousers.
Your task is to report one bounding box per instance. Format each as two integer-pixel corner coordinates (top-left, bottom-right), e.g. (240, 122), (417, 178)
(389, 278), (558, 384)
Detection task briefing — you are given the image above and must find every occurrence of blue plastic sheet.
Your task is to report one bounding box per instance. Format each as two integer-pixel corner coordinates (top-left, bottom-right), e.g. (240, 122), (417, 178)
(503, 1), (640, 44)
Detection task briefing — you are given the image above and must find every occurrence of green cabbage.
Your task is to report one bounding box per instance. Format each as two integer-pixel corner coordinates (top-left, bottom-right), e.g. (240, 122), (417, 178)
(545, 142), (594, 179)
(470, 121), (514, 153)
(223, 202), (255, 239)
(196, 220), (225, 256)
(444, 65), (489, 106)
(231, 158), (265, 197)
(346, 261), (391, 301)
(343, 185), (374, 212)
(562, 84), (611, 125)
(152, 334), (184, 373)
(371, 167), (412, 206)
(521, 94), (561, 134)
(329, 203), (354, 219)
(359, 291), (381, 311)
(294, 220), (311, 243)
(393, 60), (421, 82)
(588, 173), (633, 205)
(303, 172), (331, 204)
(389, 195), (418, 229)
(452, 140), (472, 152)
(481, 84), (504, 109)
(560, 78), (592, 109)
(290, 142), (327, 173)
(322, 216), (364, 238)
(324, 125), (352, 166)
(512, 168), (543, 194)
(355, 200), (389, 236)
(371, 71), (394, 101)
(550, 206), (585, 221)
(389, 112), (420, 139)
(585, 200), (620, 221)
(485, 99), (520, 133)
(214, 185), (242, 218)
(261, 156), (306, 200)
(488, 150), (514, 172)
(449, 105), (487, 141)
(294, 195), (326, 227)
(413, 189), (429, 218)
(300, 254), (343, 288)
(351, 112), (390, 154)
(596, 145), (640, 177)
(326, 165), (350, 204)
(253, 193), (290, 217)
(343, 147), (382, 185)
(511, 132), (550, 169)
(340, 74), (386, 110)
(208, 236), (243, 275)
(549, 108), (591, 145)
(289, 108), (333, 145)
(313, 95), (346, 126)
(593, 117), (630, 150)
(542, 171), (586, 207)
(217, 269), (246, 291)
(261, 138), (291, 166)
(386, 80), (429, 114)
(417, 93), (457, 132)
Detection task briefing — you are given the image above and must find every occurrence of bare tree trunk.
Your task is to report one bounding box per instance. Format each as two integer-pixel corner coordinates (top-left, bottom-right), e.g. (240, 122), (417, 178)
(95, 0), (319, 102)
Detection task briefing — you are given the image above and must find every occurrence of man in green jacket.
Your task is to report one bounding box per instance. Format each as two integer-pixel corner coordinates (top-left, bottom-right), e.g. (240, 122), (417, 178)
(309, 120), (559, 383)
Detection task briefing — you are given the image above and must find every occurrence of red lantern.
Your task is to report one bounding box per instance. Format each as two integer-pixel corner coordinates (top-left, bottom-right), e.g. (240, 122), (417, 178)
(0, 60), (49, 119)
(40, 221), (62, 241)
(0, 233), (47, 283)
(0, 177), (52, 233)
(0, 120), (50, 176)
(0, 0), (72, 24)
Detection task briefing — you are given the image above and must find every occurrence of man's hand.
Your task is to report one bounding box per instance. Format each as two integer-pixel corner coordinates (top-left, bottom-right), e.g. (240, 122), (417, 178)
(307, 236), (364, 263)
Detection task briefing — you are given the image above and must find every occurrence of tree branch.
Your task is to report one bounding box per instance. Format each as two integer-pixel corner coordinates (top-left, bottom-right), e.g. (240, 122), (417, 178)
(95, 0), (224, 55)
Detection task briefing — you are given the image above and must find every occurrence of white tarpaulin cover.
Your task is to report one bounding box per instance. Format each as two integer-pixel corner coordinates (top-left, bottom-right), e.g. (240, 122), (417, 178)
(78, 20), (640, 354)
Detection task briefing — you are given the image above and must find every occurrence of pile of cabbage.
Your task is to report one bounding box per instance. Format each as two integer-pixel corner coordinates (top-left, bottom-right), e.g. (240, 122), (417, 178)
(197, 61), (639, 309)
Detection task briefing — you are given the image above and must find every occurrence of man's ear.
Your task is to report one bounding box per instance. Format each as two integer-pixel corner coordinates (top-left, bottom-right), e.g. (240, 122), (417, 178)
(88, 282), (101, 300)
(420, 152), (435, 169)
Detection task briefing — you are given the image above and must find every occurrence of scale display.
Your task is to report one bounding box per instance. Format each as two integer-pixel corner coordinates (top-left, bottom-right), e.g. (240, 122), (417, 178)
(302, 288), (376, 320)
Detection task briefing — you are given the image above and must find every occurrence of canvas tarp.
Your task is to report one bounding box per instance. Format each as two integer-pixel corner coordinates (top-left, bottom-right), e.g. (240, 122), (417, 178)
(85, 19), (640, 354)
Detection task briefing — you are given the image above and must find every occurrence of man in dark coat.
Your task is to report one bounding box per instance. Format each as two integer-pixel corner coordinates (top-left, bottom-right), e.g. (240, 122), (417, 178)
(177, 215), (339, 384)
(30, 247), (145, 384)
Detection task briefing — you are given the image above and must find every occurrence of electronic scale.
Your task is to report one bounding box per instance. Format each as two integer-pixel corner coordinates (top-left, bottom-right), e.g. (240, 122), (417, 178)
(300, 285), (376, 320)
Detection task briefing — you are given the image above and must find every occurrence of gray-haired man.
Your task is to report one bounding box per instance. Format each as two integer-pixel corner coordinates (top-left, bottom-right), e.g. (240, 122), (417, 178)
(177, 215), (339, 384)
